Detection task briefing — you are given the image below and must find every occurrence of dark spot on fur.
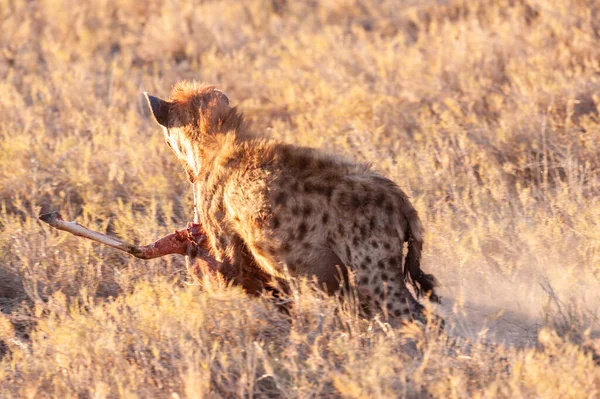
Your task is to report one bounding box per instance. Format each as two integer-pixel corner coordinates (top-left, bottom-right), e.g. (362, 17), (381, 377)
(303, 242), (312, 249)
(290, 181), (299, 191)
(316, 159), (329, 170)
(272, 216), (280, 229)
(377, 260), (385, 269)
(374, 286), (381, 295)
(385, 201), (394, 214)
(375, 193), (386, 207)
(351, 194), (361, 209)
(371, 240), (379, 248)
(381, 273), (388, 281)
(304, 182), (314, 193)
(365, 256), (372, 263)
(315, 184), (334, 199)
(383, 242), (391, 250)
(360, 276), (369, 285)
(322, 213), (329, 224)
(352, 236), (359, 246)
(360, 262), (368, 269)
(275, 192), (287, 206)
(387, 302), (393, 310)
(369, 217), (376, 230)
(299, 156), (311, 169)
(291, 206), (301, 215)
(394, 309), (403, 317)
(388, 258), (397, 267)
(359, 224), (367, 238)
(345, 245), (351, 260)
(327, 236), (335, 246)
(298, 223), (307, 240)
(338, 223), (345, 235)
(291, 155), (309, 170)
(303, 204), (312, 217)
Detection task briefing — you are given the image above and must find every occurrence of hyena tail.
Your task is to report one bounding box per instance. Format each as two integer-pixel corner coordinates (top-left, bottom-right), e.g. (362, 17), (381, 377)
(403, 206), (440, 303)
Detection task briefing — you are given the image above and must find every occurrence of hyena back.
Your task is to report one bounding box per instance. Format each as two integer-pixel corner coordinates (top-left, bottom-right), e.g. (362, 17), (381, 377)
(145, 82), (441, 326)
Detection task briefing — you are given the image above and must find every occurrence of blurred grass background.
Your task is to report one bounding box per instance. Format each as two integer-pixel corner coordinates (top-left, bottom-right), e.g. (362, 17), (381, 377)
(0, 0), (599, 397)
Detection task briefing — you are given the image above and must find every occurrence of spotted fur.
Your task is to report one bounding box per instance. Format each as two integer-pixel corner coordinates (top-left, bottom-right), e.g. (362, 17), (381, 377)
(145, 81), (442, 326)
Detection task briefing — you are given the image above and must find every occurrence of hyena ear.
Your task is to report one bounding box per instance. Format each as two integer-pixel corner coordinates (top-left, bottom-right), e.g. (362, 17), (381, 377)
(144, 92), (170, 128)
(214, 89), (229, 105)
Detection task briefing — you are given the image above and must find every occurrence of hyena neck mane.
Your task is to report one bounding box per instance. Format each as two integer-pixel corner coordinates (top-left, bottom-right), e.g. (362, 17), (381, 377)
(169, 96), (252, 143)
(192, 106), (267, 169)
(190, 108), (249, 157)
(198, 105), (251, 141)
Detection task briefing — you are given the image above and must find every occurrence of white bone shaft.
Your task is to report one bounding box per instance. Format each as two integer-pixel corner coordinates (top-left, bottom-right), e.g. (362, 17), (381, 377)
(39, 211), (138, 253)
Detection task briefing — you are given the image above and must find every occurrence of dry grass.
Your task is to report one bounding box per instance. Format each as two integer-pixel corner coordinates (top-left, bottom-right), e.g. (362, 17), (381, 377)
(1, 0), (599, 397)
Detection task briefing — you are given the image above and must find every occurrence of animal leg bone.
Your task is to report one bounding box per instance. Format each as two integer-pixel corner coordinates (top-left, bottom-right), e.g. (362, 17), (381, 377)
(39, 211), (206, 260)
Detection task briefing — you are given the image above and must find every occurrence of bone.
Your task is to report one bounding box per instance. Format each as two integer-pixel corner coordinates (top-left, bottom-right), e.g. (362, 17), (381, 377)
(39, 211), (203, 260)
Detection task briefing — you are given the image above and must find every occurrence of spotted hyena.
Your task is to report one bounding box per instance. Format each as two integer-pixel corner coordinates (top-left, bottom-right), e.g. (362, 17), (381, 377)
(145, 82), (441, 326)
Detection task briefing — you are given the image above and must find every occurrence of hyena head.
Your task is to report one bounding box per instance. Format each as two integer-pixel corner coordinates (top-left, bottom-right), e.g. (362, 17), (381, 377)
(145, 81), (244, 182)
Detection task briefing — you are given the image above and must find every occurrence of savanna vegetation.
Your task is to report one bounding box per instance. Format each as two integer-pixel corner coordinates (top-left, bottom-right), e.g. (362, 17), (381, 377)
(0, 0), (598, 397)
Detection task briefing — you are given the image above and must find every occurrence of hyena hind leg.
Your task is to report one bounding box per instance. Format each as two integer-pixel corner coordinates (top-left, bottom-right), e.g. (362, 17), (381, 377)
(356, 267), (444, 328)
